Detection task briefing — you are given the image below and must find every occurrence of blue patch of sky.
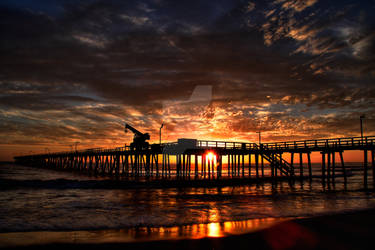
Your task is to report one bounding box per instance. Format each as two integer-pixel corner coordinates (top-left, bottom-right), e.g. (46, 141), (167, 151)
(141, 0), (241, 31)
(0, 0), (64, 16)
(0, 0), (96, 16)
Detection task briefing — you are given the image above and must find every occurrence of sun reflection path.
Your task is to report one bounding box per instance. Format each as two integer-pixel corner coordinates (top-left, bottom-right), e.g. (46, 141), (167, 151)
(0, 218), (288, 247)
(208, 223), (223, 237)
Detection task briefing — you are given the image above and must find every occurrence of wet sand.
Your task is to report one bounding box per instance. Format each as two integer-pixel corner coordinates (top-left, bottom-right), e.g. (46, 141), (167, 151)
(2, 208), (375, 250)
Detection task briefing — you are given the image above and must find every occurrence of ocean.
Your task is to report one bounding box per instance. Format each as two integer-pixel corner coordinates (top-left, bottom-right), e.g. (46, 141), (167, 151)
(0, 162), (375, 246)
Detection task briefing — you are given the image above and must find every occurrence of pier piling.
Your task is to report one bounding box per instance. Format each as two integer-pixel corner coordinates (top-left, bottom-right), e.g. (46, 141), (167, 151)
(14, 136), (375, 187)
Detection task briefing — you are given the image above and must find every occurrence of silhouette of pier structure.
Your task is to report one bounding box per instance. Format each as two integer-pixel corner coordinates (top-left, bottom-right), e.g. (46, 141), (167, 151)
(14, 136), (375, 187)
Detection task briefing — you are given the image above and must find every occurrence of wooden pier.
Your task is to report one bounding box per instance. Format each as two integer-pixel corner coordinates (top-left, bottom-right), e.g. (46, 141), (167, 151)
(14, 136), (375, 187)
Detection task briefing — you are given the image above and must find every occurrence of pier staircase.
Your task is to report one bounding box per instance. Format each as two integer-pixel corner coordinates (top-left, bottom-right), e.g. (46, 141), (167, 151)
(256, 144), (294, 177)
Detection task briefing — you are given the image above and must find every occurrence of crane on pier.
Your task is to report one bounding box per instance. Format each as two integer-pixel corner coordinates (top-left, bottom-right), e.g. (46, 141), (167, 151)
(124, 123), (150, 150)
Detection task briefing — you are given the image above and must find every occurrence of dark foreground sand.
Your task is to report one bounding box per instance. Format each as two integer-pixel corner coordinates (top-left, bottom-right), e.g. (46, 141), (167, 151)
(2, 208), (375, 250)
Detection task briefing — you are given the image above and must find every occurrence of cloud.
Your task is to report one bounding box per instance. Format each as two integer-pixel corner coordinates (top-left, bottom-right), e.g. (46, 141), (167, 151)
(73, 33), (108, 48)
(274, 0), (319, 12)
(119, 14), (150, 26)
(254, 0), (375, 76)
(0, 0), (374, 159)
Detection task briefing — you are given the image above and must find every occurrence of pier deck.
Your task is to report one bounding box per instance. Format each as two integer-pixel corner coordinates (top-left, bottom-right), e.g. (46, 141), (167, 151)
(14, 136), (375, 187)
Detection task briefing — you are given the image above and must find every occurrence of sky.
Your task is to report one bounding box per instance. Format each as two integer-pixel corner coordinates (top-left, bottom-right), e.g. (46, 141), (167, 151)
(0, 0), (375, 160)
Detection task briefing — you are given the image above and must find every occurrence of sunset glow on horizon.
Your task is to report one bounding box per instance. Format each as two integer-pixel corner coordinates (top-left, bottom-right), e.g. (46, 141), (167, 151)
(0, 0), (374, 161)
(2, 3), (375, 250)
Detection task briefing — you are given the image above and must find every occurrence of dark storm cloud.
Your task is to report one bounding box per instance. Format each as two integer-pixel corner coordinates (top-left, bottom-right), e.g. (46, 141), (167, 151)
(0, 0), (374, 157)
(0, 1), (339, 100)
(252, 0), (375, 76)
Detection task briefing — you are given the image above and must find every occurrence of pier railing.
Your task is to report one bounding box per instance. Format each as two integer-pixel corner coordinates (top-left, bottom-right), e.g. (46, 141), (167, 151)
(15, 136), (375, 158)
(196, 140), (257, 150)
(261, 136), (375, 150)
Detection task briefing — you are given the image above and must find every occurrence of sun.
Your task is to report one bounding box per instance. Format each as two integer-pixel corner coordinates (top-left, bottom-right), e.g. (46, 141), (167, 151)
(206, 152), (215, 161)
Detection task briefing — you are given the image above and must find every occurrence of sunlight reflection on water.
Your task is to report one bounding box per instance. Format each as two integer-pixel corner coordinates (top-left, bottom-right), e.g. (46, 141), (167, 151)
(0, 217), (284, 247)
(1, 163), (375, 246)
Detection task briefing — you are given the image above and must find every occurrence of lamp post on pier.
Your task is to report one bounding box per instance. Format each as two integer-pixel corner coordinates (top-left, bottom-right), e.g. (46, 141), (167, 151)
(360, 115), (365, 144)
(160, 123), (164, 144)
(74, 142), (80, 152)
(256, 131), (261, 145)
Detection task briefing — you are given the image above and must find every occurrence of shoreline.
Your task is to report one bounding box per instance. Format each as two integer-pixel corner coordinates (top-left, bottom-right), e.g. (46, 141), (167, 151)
(2, 208), (375, 249)
(1, 162), (365, 190)
(1, 176), (372, 191)
(0, 176), (296, 190)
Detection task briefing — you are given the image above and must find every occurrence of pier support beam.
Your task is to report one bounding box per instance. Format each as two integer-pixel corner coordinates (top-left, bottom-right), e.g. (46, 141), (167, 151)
(364, 150), (368, 188)
(307, 152), (312, 181)
(270, 154), (275, 179)
(218, 154), (222, 178)
(242, 154), (245, 177)
(195, 155), (198, 178)
(339, 151), (347, 184)
(201, 154), (205, 178)
(290, 153), (294, 178)
(327, 152), (331, 182)
(255, 153), (259, 179)
(248, 154), (251, 177)
(332, 152), (336, 182)
(227, 154), (231, 177)
(299, 153), (303, 180)
(261, 155), (264, 178)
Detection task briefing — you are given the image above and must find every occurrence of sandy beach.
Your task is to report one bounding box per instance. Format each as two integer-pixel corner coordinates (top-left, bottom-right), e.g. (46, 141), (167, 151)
(1, 208), (375, 250)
